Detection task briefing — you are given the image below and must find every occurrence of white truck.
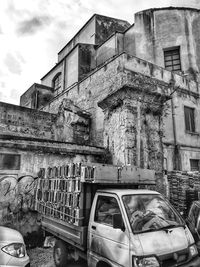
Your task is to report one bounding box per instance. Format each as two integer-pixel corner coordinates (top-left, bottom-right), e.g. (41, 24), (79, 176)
(35, 164), (200, 267)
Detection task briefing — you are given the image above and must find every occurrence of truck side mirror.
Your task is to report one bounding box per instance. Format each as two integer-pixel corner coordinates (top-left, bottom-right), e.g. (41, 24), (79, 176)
(113, 213), (125, 231)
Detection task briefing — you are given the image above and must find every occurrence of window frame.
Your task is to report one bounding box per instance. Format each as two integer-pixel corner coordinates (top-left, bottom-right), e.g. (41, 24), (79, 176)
(52, 72), (62, 95)
(190, 159), (199, 171)
(163, 46), (181, 72)
(184, 106), (195, 133)
(94, 195), (122, 227)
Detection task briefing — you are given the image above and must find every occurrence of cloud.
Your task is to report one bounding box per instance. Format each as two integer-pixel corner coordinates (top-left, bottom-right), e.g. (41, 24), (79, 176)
(16, 15), (52, 36)
(0, 82), (5, 88)
(6, 0), (30, 21)
(4, 53), (22, 75)
(169, 0), (200, 8)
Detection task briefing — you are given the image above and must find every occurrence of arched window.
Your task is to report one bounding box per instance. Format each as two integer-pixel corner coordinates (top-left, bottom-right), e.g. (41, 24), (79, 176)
(52, 73), (61, 95)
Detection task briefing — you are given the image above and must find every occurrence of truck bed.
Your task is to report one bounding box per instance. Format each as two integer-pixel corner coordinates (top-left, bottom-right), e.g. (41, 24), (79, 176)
(41, 215), (87, 251)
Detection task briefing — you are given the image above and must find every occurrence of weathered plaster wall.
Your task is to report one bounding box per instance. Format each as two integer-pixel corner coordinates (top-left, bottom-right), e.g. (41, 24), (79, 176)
(41, 52), (200, 172)
(163, 90), (200, 171)
(96, 35), (116, 66)
(41, 60), (64, 91)
(0, 144), (104, 241)
(65, 47), (79, 88)
(180, 148), (200, 171)
(58, 16), (96, 62)
(131, 8), (200, 80)
(79, 44), (96, 81)
(95, 14), (130, 44)
(42, 54), (172, 167)
(99, 88), (164, 173)
(0, 100), (91, 145)
(41, 47), (79, 96)
(0, 102), (56, 140)
(58, 14), (130, 63)
(124, 24), (136, 56)
(171, 92), (200, 146)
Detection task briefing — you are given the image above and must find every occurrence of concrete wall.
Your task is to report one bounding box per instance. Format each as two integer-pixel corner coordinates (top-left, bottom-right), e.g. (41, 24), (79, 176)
(129, 7), (200, 81)
(41, 52), (200, 172)
(65, 47), (79, 88)
(0, 102), (56, 140)
(95, 14), (130, 44)
(163, 90), (200, 171)
(58, 14), (130, 62)
(41, 47), (79, 96)
(99, 88), (164, 173)
(0, 100), (91, 145)
(79, 44), (96, 81)
(42, 53), (172, 164)
(0, 144), (104, 241)
(41, 60), (64, 92)
(58, 16), (96, 62)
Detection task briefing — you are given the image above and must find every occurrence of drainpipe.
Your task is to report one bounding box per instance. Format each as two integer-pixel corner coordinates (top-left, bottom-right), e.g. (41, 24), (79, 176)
(137, 99), (141, 167)
(171, 96), (180, 170)
(63, 59), (66, 91)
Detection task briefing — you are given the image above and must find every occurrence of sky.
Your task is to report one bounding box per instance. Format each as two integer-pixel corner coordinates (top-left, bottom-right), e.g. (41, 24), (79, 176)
(0, 0), (199, 105)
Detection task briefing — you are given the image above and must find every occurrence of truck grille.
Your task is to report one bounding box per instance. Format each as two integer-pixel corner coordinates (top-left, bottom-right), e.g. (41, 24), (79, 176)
(159, 250), (189, 267)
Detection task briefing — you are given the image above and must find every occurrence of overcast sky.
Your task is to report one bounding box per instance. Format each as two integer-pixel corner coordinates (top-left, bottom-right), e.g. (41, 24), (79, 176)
(0, 0), (198, 105)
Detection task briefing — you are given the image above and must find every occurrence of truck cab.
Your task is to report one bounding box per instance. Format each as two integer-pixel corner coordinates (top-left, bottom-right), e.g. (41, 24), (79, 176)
(88, 189), (200, 267)
(186, 201), (200, 254)
(36, 163), (200, 267)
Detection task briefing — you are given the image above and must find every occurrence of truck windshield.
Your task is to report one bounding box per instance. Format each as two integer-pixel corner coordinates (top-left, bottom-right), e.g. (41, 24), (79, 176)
(122, 194), (184, 234)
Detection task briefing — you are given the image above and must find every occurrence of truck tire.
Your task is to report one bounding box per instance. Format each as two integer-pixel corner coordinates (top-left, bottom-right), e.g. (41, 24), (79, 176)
(53, 239), (71, 267)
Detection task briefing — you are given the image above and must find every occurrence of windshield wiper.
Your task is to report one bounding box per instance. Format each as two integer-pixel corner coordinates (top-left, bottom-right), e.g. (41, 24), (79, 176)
(159, 224), (185, 232)
(135, 224), (185, 234)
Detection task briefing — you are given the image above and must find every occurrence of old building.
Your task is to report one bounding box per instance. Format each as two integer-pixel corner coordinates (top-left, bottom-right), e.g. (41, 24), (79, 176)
(20, 7), (200, 172)
(1, 7), (200, 233)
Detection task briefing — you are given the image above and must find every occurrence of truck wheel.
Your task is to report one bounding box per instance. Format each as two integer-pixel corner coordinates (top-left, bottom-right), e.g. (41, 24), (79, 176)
(53, 240), (71, 267)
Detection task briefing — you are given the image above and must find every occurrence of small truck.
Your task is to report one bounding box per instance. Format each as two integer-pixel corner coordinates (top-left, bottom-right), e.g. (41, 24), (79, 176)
(186, 201), (200, 254)
(35, 164), (200, 267)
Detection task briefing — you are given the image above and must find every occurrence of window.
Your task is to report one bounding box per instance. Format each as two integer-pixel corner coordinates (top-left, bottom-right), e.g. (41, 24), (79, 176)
(190, 159), (199, 171)
(184, 106), (195, 132)
(52, 73), (61, 95)
(94, 196), (121, 226)
(164, 47), (181, 72)
(0, 154), (21, 170)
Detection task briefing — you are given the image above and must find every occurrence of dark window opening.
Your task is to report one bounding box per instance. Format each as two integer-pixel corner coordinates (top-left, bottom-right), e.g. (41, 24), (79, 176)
(184, 106), (195, 132)
(53, 73), (61, 95)
(0, 154), (21, 170)
(190, 159), (199, 171)
(164, 47), (181, 72)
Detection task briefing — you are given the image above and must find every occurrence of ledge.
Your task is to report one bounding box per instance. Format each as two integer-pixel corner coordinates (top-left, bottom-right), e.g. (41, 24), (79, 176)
(0, 135), (106, 156)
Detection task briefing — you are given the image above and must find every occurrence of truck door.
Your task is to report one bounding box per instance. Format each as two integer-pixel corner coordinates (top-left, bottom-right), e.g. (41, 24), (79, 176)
(88, 194), (130, 267)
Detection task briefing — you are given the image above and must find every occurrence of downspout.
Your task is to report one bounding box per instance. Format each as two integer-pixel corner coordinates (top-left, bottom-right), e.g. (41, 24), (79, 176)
(137, 99), (141, 167)
(171, 96), (180, 170)
(63, 58), (66, 91)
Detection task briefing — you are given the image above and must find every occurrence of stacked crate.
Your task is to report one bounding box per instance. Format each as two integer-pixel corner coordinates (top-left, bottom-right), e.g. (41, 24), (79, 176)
(168, 171), (200, 217)
(35, 163), (84, 226)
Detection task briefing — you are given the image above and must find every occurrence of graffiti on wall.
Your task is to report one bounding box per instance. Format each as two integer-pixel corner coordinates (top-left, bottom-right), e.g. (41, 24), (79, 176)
(0, 174), (40, 238)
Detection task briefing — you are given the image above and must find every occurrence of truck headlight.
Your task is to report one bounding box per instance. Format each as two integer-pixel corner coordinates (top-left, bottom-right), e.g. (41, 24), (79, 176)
(133, 255), (160, 267)
(1, 243), (26, 258)
(189, 244), (198, 258)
